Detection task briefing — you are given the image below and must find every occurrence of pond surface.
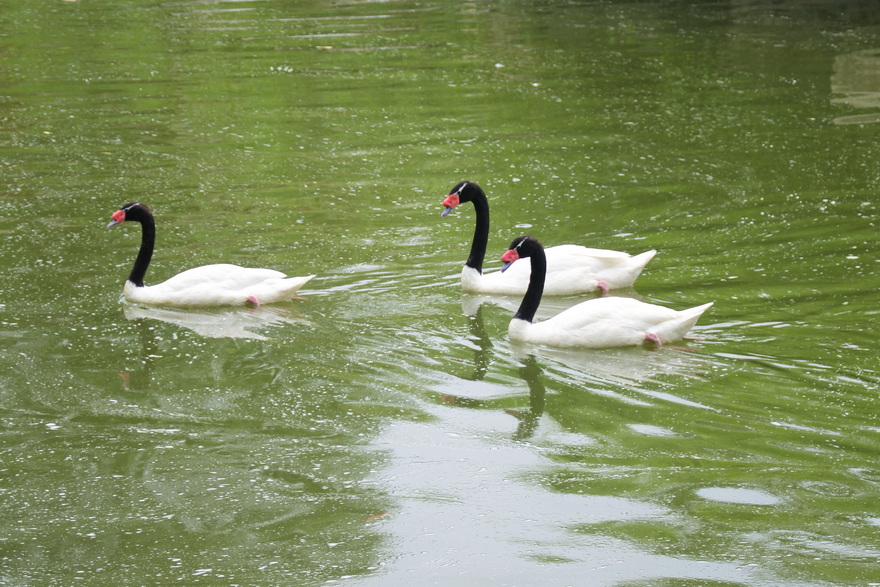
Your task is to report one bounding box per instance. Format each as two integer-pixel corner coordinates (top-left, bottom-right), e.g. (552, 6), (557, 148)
(1, 0), (879, 584)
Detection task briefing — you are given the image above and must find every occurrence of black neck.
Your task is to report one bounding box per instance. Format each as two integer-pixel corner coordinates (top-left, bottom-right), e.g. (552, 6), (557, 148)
(465, 189), (490, 273)
(129, 214), (154, 287)
(513, 245), (545, 323)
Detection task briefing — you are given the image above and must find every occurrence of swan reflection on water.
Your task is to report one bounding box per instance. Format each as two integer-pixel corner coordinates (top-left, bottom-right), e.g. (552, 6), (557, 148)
(437, 351), (548, 442)
(506, 354), (547, 441)
(439, 294), (716, 438)
(510, 342), (712, 389)
(462, 292), (713, 388)
(461, 291), (608, 319)
(123, 302), (309, 340)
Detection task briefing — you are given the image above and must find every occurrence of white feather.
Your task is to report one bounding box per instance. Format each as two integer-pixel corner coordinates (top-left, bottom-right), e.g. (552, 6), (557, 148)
(108, 202), (314, 307)
(442, 181), (654, 296)
(509, 297), (713, 348)
(501, 236), (712, 348)
(462, 245), (656, 295)
(123, 265), (314, 307)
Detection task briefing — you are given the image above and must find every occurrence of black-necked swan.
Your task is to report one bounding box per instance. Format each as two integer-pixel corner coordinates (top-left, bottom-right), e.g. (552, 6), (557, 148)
(441, 180), (656, 296)
(106, 202), (314, 307)
(501, 236), (712, 348)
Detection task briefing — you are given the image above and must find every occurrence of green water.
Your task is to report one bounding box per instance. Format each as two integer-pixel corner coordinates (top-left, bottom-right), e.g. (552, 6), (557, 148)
(1, 1), (879, 584)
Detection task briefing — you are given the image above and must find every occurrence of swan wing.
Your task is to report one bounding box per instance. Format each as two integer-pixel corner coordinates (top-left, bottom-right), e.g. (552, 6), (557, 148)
(124, 264), (314, 307)
(546, 246), (657, 290)
(159, 264), (284, 288)
(462, 246), (656, 296)
(546, 244), (634, 260)
(511, 297), (712, 348)
(462, 263), (531, 295)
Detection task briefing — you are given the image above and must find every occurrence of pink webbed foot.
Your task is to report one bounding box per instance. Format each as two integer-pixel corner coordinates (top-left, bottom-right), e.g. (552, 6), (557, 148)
(245, 295), (261, 307)
(597, 280), (610, 296)
(644, 332), (662, 347)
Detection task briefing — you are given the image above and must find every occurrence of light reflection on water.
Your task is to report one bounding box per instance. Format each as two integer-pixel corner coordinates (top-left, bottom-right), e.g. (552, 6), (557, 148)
(356, 412), (759, 587)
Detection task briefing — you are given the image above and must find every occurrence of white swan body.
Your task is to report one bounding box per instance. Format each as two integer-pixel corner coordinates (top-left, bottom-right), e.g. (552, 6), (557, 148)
(461, 245), (656, 296)
(442, 181), (655, 295)
(508, 296), (714, 348)
(122, 265), (314, 307)
(502, 236), (712, 348)
(108, 202), (314, 307)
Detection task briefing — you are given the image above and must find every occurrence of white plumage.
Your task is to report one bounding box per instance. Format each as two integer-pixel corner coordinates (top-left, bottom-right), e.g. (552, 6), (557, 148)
(107, 202), (314, 307)
(508, 296), (714, 348)
(442, 181), (655, 295)
(121, 264), (314, 307)
(502, 236), (712, 348)
(461, 245), (656, 296)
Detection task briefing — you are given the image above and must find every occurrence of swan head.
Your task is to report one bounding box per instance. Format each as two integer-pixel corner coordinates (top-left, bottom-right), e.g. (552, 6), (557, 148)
(441, 180), (483, 217)
(501, 235), (540, 272)
(107, 202), (151, 227)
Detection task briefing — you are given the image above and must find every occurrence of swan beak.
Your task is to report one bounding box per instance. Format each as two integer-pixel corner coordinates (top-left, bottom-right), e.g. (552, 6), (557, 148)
(441, 193), (459, 217)
(107, 209), (126, 227)
(500, 249), (519, 272)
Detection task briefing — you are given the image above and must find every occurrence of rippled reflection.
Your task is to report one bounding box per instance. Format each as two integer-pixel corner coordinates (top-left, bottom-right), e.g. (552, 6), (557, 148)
(123, 302), (309, 340)
(832, 49), (880, 124)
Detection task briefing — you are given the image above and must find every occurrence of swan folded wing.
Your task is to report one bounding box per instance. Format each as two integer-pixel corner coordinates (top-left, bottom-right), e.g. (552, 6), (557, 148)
(462, 247), (656, 296)
(462, 262), (532, 295)
(547, 245), (634, 259)
(542, 264), (604, 296)
(529, 297), (663, 347)
(124, 264), (314, 307)
(514, 297), (710, 348)
(463, 260), (592, 295)
(547, 246), (656, 289)
(464, 254), (619, 295)
(163, 264), (286, 286)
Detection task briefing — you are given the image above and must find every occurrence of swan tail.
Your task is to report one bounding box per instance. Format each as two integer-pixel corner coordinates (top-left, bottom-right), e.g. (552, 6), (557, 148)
(285, 274), (315, 291)
(603, 249), (657, 289)
(677, 301), (713, 330)
(279, 274), (315, 295)
(629, 249), (657, 273)
(253, 274), (315, 304)
(650, 301), (713, 343)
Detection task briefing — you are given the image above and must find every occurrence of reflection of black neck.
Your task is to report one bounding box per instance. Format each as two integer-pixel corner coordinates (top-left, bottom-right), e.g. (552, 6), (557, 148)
(129, 213), (155, 287)
(468, 304), (492, 381)
(465, 188), (490, 273)
(513, 355), (547, 441)
(513, 244), (545, 323)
